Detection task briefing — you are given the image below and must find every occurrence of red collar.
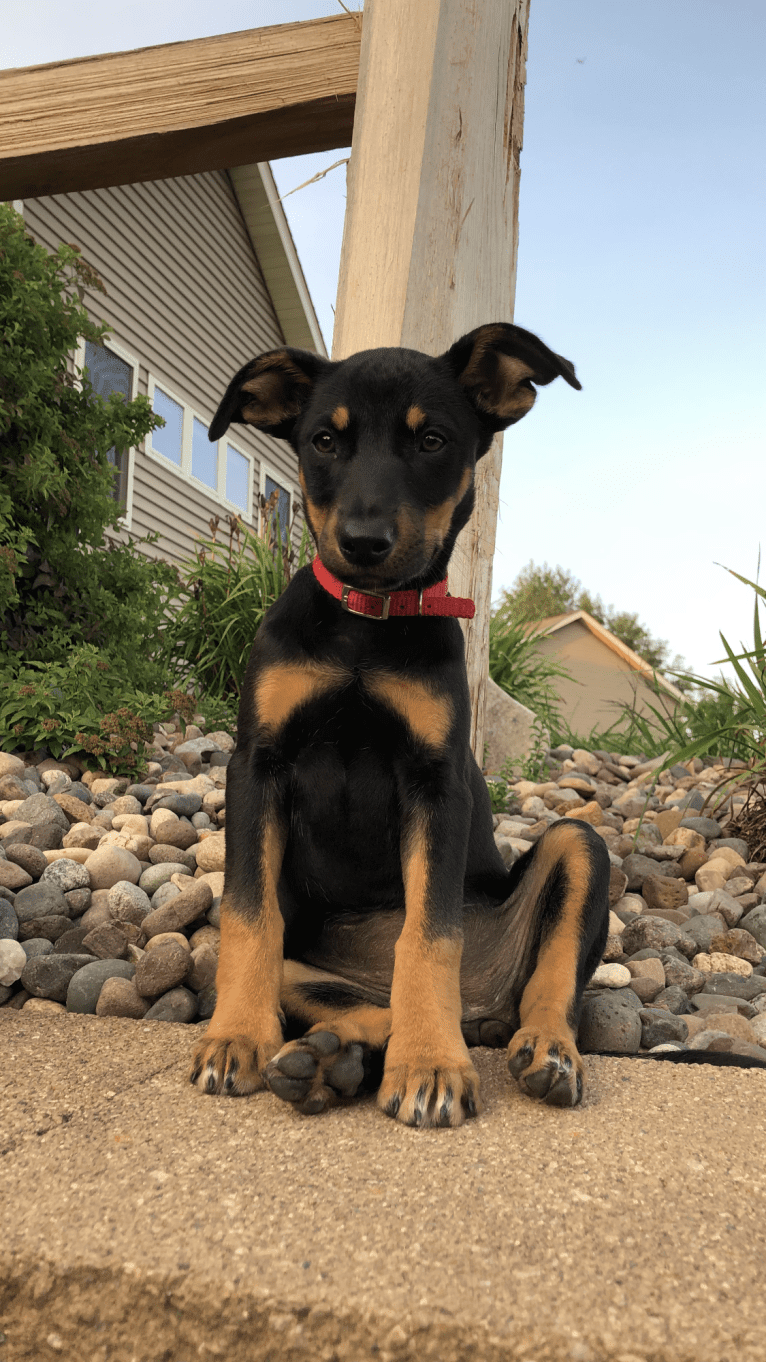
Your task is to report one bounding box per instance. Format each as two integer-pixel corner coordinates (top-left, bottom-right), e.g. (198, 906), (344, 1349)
(312, 557), (475, 620)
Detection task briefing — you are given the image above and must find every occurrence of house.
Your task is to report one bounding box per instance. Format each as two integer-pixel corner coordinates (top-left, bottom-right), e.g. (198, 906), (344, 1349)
(17, 161), (325, 565)
(524, 610), (685, 735)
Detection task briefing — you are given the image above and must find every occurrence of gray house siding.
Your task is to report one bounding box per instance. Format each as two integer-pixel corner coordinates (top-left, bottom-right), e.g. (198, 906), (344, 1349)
(24, 171), (301, 566)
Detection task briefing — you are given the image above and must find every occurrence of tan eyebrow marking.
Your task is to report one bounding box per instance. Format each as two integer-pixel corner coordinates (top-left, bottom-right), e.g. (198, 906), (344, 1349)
(330, 405), (350, 430)
(406, 404), (427, 432)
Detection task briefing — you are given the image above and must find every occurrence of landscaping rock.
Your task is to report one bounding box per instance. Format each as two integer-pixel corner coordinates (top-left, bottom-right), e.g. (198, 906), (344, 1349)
(144, 985), (198, 1022)
(13, 882), (70, 922)
(22, 953), (95, 1002)
(66, 959), (135, 1014)
(139, 862), (192, 894)
(0, 899), (19, 941)
(40, 858), (91, 893)
(134, 940), (190, 997)
(0, 938), (27, 985)
(95, 976), (149, 1018)
(86, 846), (142, 891)
(141, 880), (213, 939)
(3, 844), (47, 879)
(578, 989), (642, 1053)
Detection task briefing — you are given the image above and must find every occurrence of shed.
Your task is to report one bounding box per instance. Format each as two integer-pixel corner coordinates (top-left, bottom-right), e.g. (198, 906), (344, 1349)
(524, 610), (685, 736)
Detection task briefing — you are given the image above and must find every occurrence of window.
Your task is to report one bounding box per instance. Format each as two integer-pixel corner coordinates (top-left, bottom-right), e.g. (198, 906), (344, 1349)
(151, 387), (184, 466)
(264, 473), (291, 543)
(192, 417), (217, 490)
(82, 340), (134, 509)
(145, 375), (256, 519)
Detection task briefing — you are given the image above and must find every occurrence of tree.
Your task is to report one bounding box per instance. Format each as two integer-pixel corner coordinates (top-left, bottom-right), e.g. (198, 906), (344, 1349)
(494, 559), (683, 676)
(0, 203), (176, 689)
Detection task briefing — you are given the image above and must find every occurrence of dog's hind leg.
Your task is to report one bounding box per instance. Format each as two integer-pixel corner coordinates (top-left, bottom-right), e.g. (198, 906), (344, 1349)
(265, 961), (391, 1115)
(499, 819), (609, 1107)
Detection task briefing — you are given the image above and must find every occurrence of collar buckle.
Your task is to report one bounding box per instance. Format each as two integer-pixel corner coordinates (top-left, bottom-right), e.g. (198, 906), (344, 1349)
(340, 583), (391, 620)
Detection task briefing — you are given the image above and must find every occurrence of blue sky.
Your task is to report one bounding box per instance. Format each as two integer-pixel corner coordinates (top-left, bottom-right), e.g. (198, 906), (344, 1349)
(6, 1), (765, 678)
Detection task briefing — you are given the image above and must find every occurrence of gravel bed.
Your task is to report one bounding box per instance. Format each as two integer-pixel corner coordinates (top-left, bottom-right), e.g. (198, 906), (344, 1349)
(1, 733), (765, 1065)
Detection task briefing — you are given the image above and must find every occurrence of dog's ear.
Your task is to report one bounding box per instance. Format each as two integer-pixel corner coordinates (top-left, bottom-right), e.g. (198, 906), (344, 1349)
(209, 348), (332, 442)
(443, 323), (582, 432)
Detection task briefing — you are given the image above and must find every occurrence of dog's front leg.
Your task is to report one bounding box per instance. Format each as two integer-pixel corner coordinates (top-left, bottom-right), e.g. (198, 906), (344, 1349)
(378, 781), (481, 1128)
(190, 760), (286, 1096)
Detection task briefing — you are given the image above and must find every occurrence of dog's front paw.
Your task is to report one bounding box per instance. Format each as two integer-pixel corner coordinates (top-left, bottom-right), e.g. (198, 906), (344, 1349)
(265, 1030), (370, 1115)
(378, 1049), (482, 1128)
(189, 1033), (281, 1096)
(507, 1024), (583, 1107)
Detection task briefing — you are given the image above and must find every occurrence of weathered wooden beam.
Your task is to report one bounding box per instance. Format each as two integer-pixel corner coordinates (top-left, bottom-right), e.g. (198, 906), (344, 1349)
(333, 0), (530, 760)
(0, 15), (360, 200)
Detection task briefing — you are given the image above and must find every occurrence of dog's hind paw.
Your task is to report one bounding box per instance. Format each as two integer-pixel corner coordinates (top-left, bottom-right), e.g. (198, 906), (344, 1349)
(189, 1034), (280, 1096)
(507, 1025), (583, 1107)
(265, 1031), (370, 1115)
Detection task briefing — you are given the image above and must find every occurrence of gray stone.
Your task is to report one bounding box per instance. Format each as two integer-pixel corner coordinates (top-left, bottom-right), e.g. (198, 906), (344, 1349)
(196, 983), (216, 1020)
(640, 1010), (688, 1048)
(621, 916), (695, 959)
(143, 986), (198, 1023)
(107, 880), (152, 924)
(150, 793), (203, 818)
(15, 793), (69, 831)
(3, 844), (47, 879)
(13, 882), (70, 922)
(0, 822), (33, 849)
(652, 985), (690, 1014)
(578, 989), (643, 1054)
(150, 881), (181, 911)
(68, 781), (93, 804)
(690, 993), (755, 1019)
(21, 938), (54, 959)
(680, 816), (723, 839)
(148, 843), (197, 872)
(141, 880), (213, 939)
(17, 915), (71, 943)
(0, 898), (19, 941)
(658, 951), (706, 994)
(66, 959), (135, 1014)
(702, 972), (766, 1000)
(683, 913), (728, 952)
(124, 784), (156, 804)
(709, 837), (750, 860)
(51, 924), (96, 955)
(740, 906), (766, 951)
(621, 854), (678, 892)
(139, 862), (192, 893)
(40, 858), (91, 893)
(64, 888), (91, 917)
(26, 824), (64, 852)
(81, 922), (130, 960)
(21, 953), (94, 1001)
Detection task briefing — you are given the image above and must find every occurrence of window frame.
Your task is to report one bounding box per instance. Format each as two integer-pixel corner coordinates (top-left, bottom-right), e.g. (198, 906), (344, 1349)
(145, 373), (256, 520)
(74, 334), (139, 531)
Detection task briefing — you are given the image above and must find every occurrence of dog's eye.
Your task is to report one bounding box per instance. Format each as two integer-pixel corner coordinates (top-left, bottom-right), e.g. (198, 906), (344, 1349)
(312, 432), (336, 455)
(421, 432), (445, 452)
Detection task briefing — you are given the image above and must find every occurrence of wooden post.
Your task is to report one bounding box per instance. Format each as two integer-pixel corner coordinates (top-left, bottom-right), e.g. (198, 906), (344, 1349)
(332, 0), (529, 761)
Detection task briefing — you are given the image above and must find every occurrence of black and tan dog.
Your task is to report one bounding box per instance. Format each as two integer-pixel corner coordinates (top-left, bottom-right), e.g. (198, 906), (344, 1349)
(190, 323), (613, 1127)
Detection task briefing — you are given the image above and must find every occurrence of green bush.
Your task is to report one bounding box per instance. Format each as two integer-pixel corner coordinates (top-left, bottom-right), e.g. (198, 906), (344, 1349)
(0, 202), (177, 690)
(162, 509), (314, 702)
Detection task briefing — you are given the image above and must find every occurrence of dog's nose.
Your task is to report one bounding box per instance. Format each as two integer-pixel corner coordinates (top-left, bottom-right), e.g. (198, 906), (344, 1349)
(338, 519), (394, 566)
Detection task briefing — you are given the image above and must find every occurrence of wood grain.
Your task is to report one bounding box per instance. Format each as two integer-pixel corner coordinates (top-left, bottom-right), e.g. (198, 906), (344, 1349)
(0, 15), (360, 198)
(333, 0), (530, 759)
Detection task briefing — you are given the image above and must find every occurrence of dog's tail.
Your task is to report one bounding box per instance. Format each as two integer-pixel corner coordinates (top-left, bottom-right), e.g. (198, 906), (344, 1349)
(596, 1049), (766, 1070)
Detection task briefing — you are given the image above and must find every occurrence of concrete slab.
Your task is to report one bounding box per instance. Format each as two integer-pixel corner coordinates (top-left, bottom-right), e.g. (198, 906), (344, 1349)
(1, 1011), (765, 1362)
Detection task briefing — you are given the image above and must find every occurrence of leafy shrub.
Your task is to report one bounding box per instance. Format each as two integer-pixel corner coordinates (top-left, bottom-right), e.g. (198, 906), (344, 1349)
(163, 508), (313, 702)
(0, 202), (177, 690)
